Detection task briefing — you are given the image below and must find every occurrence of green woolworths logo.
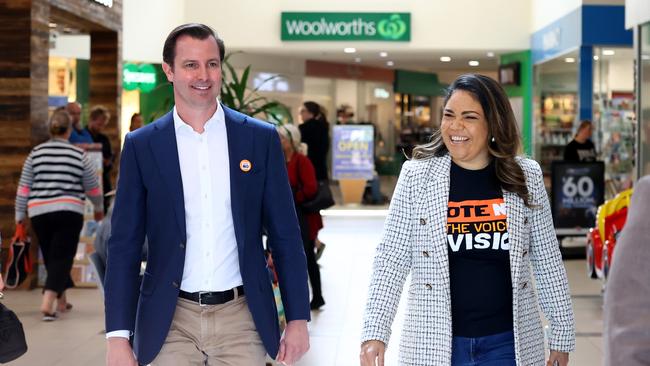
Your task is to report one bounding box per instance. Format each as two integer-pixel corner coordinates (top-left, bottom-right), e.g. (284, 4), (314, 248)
(281, 12), (410, 42)
(378, 14), (407, 40)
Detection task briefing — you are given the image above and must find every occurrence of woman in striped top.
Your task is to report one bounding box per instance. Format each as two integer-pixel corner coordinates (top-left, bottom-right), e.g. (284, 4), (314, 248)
(15, 108), (104, 321)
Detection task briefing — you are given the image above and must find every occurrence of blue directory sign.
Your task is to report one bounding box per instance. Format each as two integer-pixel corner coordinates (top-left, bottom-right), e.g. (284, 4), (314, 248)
(332, 125), (374, 180)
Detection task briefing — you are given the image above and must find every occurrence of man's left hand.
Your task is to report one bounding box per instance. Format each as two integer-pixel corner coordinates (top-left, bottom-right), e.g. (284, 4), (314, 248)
(276, 320), (309, 366)
(547, 350), (569, 366)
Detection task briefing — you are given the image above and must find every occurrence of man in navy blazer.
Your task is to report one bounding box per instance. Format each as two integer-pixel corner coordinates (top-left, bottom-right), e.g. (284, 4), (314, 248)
(104, 23), (310, 365)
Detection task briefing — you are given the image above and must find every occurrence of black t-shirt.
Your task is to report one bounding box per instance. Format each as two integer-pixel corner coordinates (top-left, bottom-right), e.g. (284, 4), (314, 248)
(447, 161), (513, 337)
(563, 139), (597, 162)
(299, 118), (330, 181)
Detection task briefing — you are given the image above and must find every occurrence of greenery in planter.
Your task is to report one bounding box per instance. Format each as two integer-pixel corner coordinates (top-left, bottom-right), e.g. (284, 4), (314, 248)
(220, 53), (293, 125)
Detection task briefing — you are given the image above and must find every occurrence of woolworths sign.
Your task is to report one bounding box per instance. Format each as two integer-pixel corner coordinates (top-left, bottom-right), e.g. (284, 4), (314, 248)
(281, 12), (410, 41)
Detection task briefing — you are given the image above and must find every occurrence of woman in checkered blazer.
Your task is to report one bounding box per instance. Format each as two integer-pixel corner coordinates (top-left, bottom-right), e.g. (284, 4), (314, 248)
(360, 74), (575, 366)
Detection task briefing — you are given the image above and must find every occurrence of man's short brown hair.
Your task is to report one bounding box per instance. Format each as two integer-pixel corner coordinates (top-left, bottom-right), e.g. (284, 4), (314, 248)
(162, 23), (225, 67)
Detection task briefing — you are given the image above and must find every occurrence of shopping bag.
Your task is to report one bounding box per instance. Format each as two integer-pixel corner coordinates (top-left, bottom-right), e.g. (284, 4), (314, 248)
(4, 223), (32, 289)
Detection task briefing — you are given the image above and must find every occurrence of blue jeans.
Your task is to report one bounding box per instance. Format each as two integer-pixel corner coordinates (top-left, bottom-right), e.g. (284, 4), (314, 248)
(451, 330), (516, 366)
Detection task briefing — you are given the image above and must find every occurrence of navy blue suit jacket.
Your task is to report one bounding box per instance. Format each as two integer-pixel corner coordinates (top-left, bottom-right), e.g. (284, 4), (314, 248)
(104, 105), (310, 364)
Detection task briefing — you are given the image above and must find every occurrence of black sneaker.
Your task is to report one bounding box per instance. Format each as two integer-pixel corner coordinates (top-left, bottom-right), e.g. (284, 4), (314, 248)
(42, 312), (58, 321)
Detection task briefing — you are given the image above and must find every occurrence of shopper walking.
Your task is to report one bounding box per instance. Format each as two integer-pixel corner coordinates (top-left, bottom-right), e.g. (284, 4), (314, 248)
(563, 120), (597, 162)
(67, 101), (93, 144)
(86, 106), (114, 212)
(15, 108), (104, 321)
(298, 101), (330, 181)
(604, 175), (650, 366)
(360, 74), (575, 366)
(278, 124), (325, 310)
(298, 101), (329, 260)
(104, 23), (309, 366)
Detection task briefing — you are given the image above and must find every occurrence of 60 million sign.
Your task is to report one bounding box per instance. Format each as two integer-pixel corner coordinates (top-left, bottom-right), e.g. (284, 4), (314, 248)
(551, 161), (605, 229)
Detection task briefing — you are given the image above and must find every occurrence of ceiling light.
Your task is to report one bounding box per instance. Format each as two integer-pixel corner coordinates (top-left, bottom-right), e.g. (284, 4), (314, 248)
(487, 52), (495, 58)
(593, 55), (599, 61)
(565, 57), (575, 63)
(379, 52), (388, 58)
(48, 22), (58, 28)
(354, 57), (361, 63)
(603, 49), (615, 56)
(344, 47), (356, 54)
(440, 56), (452, 62)
(387, 61), (394, 67)
(469, 60), (480, 67)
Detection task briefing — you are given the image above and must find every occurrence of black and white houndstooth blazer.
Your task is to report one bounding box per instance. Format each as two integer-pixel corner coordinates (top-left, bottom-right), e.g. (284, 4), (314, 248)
(361, 154), (576, 365)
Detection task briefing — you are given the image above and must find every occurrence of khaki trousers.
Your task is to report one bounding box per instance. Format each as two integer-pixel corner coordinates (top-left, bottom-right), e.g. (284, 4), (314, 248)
(150, 295), (267, 366)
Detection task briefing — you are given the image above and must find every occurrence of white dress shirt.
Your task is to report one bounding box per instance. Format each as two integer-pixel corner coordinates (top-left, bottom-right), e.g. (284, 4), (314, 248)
(107, 103), (242, 339)
(173, 104), (243, 292)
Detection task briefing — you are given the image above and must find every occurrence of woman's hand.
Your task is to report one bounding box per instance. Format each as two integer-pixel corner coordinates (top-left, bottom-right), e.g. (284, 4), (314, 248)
(547, 350), (569, 366)
(360, 340), (385, 366)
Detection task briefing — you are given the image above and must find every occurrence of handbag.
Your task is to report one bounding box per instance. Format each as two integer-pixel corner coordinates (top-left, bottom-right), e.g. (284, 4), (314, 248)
(4, 223), (32, 289)
(301, 180), (335, 214)
(294, 156), (335, 213)
(0, 298), (28, 363)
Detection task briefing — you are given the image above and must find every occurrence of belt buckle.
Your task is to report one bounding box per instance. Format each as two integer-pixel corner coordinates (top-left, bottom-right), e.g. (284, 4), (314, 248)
(198, 291), (209, 307)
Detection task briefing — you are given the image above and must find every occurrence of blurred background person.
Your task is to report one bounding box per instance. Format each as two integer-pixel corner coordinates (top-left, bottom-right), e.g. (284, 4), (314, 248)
(604, 175), (650, 366)
(86, 106), (114, 212)
(564, 120), (597, 162)
(277, 124), (325, 310)
(336, 105), (354, 125)
(298, 101), (329, 260)
(129, 112), (144, 132)
(15, 108), (104, 321)
(299, 101), (330, 182)
(66, 101), (93, 144)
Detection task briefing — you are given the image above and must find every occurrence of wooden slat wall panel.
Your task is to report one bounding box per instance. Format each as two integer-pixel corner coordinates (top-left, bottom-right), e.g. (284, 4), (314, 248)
(90, 30), (121, 186)
(0, 0), (40, 245)
(0, 1), (122, 289)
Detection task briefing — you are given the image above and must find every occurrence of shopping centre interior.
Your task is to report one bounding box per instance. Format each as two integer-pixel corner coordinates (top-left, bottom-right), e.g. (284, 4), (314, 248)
(1, 0), (650, 365)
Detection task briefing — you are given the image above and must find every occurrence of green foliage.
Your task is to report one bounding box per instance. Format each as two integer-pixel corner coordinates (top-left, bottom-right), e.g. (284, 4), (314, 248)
(220, 53), (293, 125)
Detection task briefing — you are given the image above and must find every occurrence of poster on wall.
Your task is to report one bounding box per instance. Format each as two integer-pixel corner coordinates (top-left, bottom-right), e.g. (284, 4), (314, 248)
(551, 161), (605, 231)
(332, 125), (374, 180)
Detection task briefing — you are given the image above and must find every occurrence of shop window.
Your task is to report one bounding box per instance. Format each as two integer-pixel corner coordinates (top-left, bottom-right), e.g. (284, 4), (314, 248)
(593, 47), (636, 193)
(533, 52), (578, 177)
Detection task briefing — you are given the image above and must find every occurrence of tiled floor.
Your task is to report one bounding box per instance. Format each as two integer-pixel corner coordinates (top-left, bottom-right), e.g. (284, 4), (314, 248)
(2, 214), (604, 365)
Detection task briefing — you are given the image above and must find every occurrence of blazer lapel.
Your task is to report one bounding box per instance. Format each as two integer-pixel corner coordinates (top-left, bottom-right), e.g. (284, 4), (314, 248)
(223, 105), (253, 256)
(425, 155), (452, 265)
(150, 112), (186, 241)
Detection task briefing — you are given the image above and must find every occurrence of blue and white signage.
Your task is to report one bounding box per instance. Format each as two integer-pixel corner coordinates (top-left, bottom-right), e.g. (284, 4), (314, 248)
(332, 125), (374, 180)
